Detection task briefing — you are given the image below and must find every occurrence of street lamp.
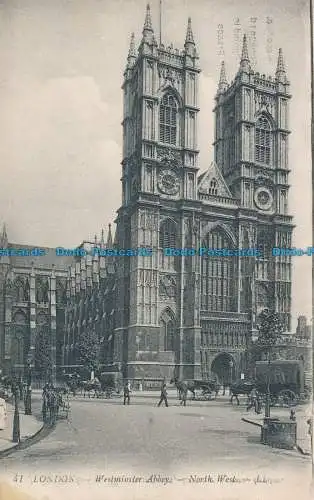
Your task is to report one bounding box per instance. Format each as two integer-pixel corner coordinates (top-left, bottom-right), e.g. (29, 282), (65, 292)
(24, 357), (32, 415)
(229, 360), (234, 386)
(12, 381), (20, 444)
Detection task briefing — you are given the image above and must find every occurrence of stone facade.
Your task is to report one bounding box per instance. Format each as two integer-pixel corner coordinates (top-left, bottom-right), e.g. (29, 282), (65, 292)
(0, 225), (72, 381)
(0, 7), (299, 386)
(113, 7), (294, 382)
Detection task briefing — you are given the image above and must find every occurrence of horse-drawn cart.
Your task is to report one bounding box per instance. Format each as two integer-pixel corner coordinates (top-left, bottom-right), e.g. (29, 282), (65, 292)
(230, 359), (306, 407)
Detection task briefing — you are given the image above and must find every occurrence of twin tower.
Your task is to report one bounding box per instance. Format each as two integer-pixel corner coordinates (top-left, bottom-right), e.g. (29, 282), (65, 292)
(113, 4), (293, 382)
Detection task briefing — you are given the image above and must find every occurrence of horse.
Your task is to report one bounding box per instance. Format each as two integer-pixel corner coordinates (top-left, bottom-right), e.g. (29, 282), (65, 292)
(170, 377), (196, 401)
(229, 380), (256, 405)
(80, 380), (102, 398)
(63, 373), (81, 396)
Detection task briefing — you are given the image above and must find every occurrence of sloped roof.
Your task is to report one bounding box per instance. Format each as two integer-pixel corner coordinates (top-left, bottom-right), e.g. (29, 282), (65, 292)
(7, 243), (75, 270)
(197, 161), (233, 198)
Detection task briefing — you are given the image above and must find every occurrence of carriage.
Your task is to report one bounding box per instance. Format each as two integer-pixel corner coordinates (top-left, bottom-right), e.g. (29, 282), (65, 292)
(255, 359), (305, 406)
(230, 359), (306, 406)
(171, 377), (220, 401)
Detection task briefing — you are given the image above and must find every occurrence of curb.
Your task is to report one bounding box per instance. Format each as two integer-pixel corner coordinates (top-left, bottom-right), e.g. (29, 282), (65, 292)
(241, 417), (263, 428)
(0, 422), (56, 458)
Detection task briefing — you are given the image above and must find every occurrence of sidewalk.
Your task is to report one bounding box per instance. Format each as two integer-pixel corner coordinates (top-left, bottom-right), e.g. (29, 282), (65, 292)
(0, 402), (43, 454)
(241, 405), (312, 454)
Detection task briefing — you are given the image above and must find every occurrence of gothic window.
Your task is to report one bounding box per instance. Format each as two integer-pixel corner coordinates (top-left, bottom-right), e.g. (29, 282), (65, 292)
(11, 329), (24, 365)
(224, 118), (235, 171)
(209, 178), (218, 195)
(201, 229), (235, 312)
(256, 230), (272, 280)
(255, 115), (272, 165)
(160, 309), (175, 351)
(159, 219), (177, 248)
(36, 278), (49, 303)
(159, 93), (178, 145)
(13, 278), (25, 303)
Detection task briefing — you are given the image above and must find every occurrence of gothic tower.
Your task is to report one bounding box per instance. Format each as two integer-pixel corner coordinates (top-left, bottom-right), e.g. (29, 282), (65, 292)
(213, 36), (293, 330)
(114, 5), (201, 380)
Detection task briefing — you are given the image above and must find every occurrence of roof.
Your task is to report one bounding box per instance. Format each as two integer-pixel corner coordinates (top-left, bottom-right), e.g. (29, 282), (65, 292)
(7, 243), (75, 271)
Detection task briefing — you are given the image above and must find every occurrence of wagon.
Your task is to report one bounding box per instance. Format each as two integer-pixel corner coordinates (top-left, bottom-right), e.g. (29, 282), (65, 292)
(255, 359), (305, 406)
(188, 379), (220, 401)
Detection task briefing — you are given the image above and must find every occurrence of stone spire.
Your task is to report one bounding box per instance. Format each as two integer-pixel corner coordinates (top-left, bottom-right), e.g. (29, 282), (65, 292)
(275, 48), (287, 83)
(185, 17), (197, 56)
(185, 17), (194, 45)
(0, 223), (8, 247)
(100, 228), (105, 246)
(217, 61), (228, 94)
(143, 4), (153, 34)
(127, 32), (136, 66)
(238, 34), (251, 73)
(107, 224), (113, 248)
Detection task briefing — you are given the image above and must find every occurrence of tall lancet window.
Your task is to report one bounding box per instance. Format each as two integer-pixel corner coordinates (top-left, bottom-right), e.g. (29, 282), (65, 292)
(255, 115), (272, 165)
(201, 229), (235, 312)
(159, 94), (177, 145)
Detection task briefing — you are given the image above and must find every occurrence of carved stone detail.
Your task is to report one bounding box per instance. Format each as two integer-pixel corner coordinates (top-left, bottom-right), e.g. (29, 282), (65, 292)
(159, 274), (176, 298)
(156, 146), (182, 169)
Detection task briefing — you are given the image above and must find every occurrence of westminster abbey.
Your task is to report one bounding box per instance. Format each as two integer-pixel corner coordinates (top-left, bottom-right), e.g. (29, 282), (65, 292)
(0, 5), (294, 384)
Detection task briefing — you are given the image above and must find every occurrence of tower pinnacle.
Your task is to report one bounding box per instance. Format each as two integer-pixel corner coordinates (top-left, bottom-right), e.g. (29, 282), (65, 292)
(127, 32), (136, 65)
(185, 17), (195, 45)
(238, 34), (251, 73)
(107, 224), (113, 248)
(275, 48), (287, 83)
(0, 223), (8, 247)
(217, 61), (228, 94)
(143, 4), (153, 33)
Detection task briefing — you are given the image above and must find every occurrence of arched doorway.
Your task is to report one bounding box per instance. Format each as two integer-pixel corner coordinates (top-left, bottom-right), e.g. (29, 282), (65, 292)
(211, 353), (235, 386)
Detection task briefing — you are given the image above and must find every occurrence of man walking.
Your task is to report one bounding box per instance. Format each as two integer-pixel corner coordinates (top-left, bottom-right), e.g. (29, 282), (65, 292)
(123, 382), (130, 405)
(158, 382), (168, 407)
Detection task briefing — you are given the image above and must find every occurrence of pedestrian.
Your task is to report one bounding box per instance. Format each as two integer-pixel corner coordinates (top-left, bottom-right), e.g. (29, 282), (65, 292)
(290, 408), (296, 421)
(123, 382), (130, 405)
(158, 383), (168, 407)
(180, 388), (187, 406)
(246, 387), (258, 412)
(0, 396), (8, 430)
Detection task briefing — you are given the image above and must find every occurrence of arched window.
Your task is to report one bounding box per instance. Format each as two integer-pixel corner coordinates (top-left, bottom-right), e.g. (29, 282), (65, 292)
(11, 328), (24, 365)
(13, 278), (25, 302)
(256, 230), (272, 280)
(159, 94), (177, 145)
(159, 219), (177, 248)
(255, 115), (272, 165)
(201, 228), (235, 312)
(209, 178), (218, 195)
(160, 309), (175, 351)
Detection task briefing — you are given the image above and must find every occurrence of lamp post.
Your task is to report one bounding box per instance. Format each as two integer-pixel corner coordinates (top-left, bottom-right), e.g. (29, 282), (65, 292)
(24, 357), (32, 415)
(265, 347), (271, 419)
(12, 381), (20, 443)
(229, 360), (234, 386)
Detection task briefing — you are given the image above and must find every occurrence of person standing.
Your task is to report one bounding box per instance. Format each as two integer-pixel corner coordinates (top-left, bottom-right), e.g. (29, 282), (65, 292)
(158, 383), (168, 407)
(123, 382), (130, 405)
(0, 396), (7, 430)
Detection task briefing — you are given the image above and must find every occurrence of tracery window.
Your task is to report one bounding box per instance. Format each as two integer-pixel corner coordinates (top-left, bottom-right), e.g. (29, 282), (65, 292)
(255, 115), (272, 165)
(201, 229), (235, 312)
(159, 94), (177, 145)
(159, 219), (177, 248)
(209, 178), (218, 195)
(160, 309), (175, 351)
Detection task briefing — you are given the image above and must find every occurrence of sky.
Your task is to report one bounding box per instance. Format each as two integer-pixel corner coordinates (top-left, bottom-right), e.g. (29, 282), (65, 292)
(0, 0), (311, 327)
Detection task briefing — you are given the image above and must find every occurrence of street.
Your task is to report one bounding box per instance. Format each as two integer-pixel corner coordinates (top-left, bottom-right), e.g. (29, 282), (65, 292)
(0, 391), (312, 500)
